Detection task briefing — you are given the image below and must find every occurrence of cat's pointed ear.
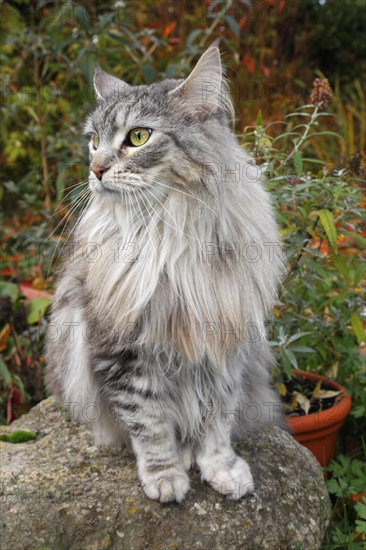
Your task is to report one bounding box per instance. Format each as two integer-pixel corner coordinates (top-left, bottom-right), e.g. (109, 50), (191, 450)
(171, 43), (233, 119)
(93, 66), (130, 100)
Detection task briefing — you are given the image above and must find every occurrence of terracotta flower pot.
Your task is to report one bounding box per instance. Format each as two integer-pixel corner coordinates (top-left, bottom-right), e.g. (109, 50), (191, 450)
(286, 369), (352, 467)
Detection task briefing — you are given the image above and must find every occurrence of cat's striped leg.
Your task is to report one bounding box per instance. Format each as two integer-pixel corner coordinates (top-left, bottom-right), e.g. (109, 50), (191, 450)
(94, 357), (190, 503)
(196, 410), (254, 500)
(132, 431), (190, 503)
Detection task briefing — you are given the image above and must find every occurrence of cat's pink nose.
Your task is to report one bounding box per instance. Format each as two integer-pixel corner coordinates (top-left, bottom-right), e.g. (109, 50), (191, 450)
(91, 166), (107, 180)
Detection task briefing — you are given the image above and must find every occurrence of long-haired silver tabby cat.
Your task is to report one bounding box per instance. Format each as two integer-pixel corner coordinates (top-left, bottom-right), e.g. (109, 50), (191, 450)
(45, 44), (284, 503)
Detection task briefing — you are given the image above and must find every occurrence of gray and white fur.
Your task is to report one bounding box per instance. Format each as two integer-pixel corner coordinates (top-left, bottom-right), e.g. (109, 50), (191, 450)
(45, 45), (285, 503)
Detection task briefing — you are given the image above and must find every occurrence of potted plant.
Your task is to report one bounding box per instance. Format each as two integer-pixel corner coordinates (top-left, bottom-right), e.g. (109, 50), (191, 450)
(279, 369), (352, 466)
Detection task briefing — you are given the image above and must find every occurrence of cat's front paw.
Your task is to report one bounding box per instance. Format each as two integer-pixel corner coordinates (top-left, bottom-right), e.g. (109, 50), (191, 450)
(197, 453), (254, 500)
(139, 465), (190, 503)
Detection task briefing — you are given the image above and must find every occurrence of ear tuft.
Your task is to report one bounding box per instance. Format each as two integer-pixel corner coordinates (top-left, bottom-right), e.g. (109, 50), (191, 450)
(171, 44), (234, 121)
(93, 66), (130, 101)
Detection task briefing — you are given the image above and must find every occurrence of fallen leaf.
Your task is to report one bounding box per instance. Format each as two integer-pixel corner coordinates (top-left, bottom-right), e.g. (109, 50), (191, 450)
(312, 380), (322, 397)
(0, 324), (11, 352)
(315, 390), (342, 399)
(32, 277), (46, 290)
(19, 281), (52, 300)
(293, 391), (311, 414)
(275, 382), (287, 397)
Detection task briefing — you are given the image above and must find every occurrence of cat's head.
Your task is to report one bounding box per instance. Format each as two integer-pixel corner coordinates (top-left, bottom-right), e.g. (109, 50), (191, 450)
(84, 44), (234, 202)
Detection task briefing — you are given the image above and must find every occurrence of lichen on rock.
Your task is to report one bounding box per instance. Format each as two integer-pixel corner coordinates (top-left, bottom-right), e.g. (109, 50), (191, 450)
(0, 398), (331, 549)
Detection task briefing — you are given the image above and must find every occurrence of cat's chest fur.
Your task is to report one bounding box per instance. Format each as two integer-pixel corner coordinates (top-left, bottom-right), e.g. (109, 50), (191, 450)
(68, 187), (279, 369)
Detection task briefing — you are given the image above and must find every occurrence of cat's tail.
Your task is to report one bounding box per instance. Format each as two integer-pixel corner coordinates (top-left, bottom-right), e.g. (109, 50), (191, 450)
(231, 342), (290, 441)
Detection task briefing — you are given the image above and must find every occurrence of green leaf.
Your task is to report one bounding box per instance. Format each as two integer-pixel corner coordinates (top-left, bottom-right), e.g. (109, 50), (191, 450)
(355, 500), (366, 520)
(320, 290), (355, 309)
(283, 348), (298, 369)
(0, 358), (11, 386)
(352, 405), (366, 418)
(290, 345), (315, 354)
(0, 282), (19, 303)
(186, 29), (202, 47)
(318, 209), (338, 253)
(26, 298), (51, 324)
(355, 519), (366, 536)
(107, 32), (130, 46)
(326, 478), (340, 495)
(287, 331), (310, 344)
(285, 112), (312, 118)
(351, 313), (366, 344)
(333, 257), (351, 281)
(80, 54), (96, 84)
(300, 158), (327, 165)
(293, 150), (303, 177)
(273, 131), (302, 143)
(140, 65), (157, 84)
(256, 110), (263, 128)
(225, 15), (240, 38)
(74, 5), (90, 32)
(279, 226), (298, 236)
(99, 12), (114, 26)
(306, 130), (343, 140)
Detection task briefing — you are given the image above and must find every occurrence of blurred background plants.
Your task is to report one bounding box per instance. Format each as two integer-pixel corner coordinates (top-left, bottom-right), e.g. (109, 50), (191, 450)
(0, 0), (365, 546)
(242, 81), (365, 547)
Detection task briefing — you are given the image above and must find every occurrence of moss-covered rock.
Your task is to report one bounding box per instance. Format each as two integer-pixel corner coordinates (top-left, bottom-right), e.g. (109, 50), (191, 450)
(0, 398), (330, 549)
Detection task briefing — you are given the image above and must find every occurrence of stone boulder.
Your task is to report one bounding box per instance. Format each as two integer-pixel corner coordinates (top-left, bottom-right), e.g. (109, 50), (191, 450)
(0, 398), (330, 549)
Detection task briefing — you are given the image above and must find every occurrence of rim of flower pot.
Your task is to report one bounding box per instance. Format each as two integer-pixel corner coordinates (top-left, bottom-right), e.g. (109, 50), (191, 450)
(286, 369), (352, 434)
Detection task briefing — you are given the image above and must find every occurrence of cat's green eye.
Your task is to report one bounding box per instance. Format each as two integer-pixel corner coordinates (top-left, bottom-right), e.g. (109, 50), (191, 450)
(128, 127), (152, 147)
(92, 134), (99, 150)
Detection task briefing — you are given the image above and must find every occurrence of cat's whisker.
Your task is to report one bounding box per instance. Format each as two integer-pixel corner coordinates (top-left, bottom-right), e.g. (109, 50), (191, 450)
(127, 188), (143, 226)
(143, 187), (198, 246)
(45, 194), (89, 285)
(47, 185), (90, 235)
(137, 189), (162, 240)
(56, 191), (93, 262)
(145, 177), (221, 223)
(53, 182), (89, 207)
(46, 182), (89, 229)
(126, 188), (133, 227)
(51, 181), (89, 213)
(46, 187), (91, 243)
(131, 188), (159, 257)
(62, 180), (89, 193)
(45, 188), (91, 285)
(55, 183), (89, 207)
